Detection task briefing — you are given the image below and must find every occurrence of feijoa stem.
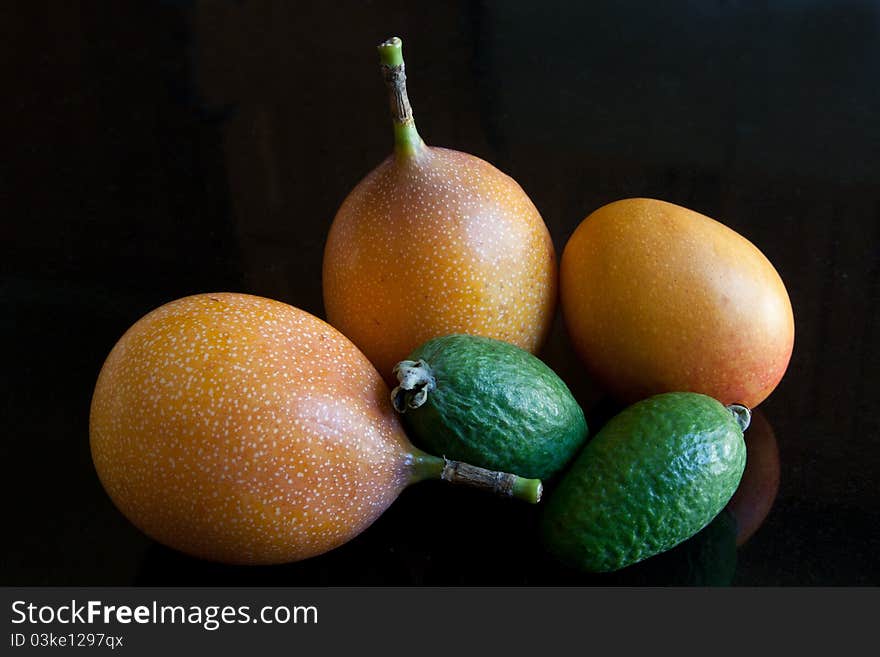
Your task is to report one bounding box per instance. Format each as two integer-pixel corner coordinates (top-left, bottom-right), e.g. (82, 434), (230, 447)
(377, 36), (425, 159)
(409, 450), (543, 504)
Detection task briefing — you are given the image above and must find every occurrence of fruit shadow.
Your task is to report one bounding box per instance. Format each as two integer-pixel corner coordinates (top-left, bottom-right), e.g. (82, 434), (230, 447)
(132, 504), (738, 587)
(133, 483), (551, 586)
(133, 405), (778, 587)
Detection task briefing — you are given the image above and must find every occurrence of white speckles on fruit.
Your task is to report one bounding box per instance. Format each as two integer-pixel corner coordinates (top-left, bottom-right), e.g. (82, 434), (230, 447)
(89, 293), (414, 565)
(323, 146), (558, 381)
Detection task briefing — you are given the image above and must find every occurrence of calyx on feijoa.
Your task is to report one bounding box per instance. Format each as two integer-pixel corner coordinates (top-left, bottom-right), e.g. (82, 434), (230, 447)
(391, 334), (588, 480)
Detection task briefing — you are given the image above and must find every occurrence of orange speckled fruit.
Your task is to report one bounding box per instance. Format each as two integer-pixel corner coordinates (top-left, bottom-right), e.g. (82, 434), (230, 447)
(89, 293), (541, 565)
(560, 198), (794, 408)
(323, 38), (556, 382)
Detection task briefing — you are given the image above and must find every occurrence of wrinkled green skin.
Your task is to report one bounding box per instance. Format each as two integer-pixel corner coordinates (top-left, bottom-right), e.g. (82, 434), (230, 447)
(619, 509), (739, 586)
(401, 335), (588, 480)
(542, 392), (746, 573)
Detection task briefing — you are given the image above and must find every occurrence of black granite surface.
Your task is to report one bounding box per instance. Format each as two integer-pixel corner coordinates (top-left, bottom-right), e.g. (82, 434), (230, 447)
(3, 1), (878, 586)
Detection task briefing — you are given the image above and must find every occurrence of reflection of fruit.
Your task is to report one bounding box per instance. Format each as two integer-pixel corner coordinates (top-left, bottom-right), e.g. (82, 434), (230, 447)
(391, 334), (588, 480)
(323, 37), (557, 382)
(542, 392), (747, 573)
(90, 293), (541, 566)
(608, 509), (739, 587)
(725, 409), (780, 546)
(560, 198), (795, 408)
(646, 509), (739, 587)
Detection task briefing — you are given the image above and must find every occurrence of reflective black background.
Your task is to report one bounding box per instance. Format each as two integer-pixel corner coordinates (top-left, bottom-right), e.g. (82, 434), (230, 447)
(3, 1), (879, 586)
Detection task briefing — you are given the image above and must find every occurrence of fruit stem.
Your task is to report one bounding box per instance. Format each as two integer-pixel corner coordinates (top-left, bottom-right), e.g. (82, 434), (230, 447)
(409, 450), (543, 504)
(377, 36), (426, 159)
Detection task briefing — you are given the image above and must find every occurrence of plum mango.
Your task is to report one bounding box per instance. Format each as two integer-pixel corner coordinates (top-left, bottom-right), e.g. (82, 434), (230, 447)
(560, 198), (794, 408)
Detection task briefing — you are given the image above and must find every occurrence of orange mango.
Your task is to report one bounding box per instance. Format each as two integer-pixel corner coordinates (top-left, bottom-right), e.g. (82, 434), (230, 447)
(560, 198), (794, 408)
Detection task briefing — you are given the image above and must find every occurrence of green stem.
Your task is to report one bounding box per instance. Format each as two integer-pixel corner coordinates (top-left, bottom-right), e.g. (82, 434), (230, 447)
(408, 450), (543, 504)
(377, 36), (425, 159)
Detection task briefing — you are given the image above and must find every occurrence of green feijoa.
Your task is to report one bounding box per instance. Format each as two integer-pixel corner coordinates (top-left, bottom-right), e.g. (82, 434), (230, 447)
(391, 334), (588, 480)
(541, 392), (748, 573)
